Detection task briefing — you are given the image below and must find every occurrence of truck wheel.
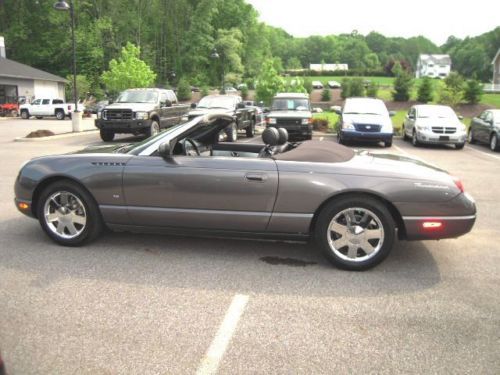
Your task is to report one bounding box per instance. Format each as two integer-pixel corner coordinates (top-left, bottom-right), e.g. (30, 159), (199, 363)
(36, 116), (43, 120)
(21, 110), (29, 119)
(245, 120), (255, 138)
(11, 109), (18, 117)
(55, 110), (65, 120)
(145, 120), (160, 138)
(384, 139), (392, 147)
(100, 130), (115, 142)
(305, 133), (313, 140)
(227, 123), (238, 142)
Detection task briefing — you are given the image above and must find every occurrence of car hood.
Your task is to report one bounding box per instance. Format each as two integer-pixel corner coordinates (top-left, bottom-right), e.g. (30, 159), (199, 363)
(267, 111), (312, 119)
(343, 113), (392, 127)
(415, 118), (462, 128)
(104, 102), (156, 112)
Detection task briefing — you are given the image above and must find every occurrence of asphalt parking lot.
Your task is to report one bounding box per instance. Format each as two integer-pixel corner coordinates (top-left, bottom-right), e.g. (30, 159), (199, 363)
(1, 118), (499, 374)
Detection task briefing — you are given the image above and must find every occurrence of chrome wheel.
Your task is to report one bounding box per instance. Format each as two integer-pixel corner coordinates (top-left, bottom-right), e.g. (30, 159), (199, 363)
(43, 191), (87, 239)
(467, 129), (474, 143)
(231, 123), (238, 142)
(327, 207), (384, 262)
(151, 121), (160, 137)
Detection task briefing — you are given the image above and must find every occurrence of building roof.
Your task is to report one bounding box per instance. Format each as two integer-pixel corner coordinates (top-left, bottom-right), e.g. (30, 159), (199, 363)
(418, 54), (451, 65)
(0, 58), (66, 83)
(492, 48), (500, 64)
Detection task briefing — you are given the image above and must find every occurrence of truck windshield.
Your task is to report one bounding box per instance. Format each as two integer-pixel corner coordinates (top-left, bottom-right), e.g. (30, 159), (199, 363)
(116, 90), (158, 104)
(271, 98), (310, 111)
(197, 96), (236, 110)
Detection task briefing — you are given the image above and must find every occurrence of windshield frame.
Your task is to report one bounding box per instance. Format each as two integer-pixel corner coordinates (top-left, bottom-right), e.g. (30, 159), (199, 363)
(270, 98), (311, 111)
(116, 90), (159, 104)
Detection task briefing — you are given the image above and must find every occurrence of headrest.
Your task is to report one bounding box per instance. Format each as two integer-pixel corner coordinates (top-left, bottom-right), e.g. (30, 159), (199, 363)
(262, 127), (280, 146)
(277, 127), (288, 145)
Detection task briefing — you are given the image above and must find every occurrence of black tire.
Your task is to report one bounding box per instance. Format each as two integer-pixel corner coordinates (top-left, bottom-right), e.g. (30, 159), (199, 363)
(402, 126), (409, 141)
(55, 110), (65, 120)
(227, 123), (238, 142)
(412, 130), (420, 147)
(337, 133), (344, 144)
(467, 129), (476, 144)
(314, 195), (395, 270)
(384, 139), (392, 147)
(490, 134), (499, 152)
(100, 129), (115, 142)
(245, 120), (255, 138)
(455, 142), (465, 150)
(35, 116), (43, 120)
(21, 110), (29, 119)
(145, 120), (160, 138)
(36, 180), (103, 246)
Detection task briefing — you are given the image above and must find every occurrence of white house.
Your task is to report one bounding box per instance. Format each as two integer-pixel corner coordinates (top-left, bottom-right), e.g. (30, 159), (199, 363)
(309, 63), (348, 72)
(415, 54), (451, 79)
(484, 48), (500, 92)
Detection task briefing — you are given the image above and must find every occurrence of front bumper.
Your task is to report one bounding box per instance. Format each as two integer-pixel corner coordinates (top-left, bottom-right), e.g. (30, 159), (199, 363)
(267, 124), (312, 139)
(15, 198), (35, 218)
(340, 130), (393, 142)
(415, 130), (466, 144)
(95, 119), (153, 133)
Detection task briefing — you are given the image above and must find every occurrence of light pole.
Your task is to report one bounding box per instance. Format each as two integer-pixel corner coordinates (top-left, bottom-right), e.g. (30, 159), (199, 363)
(211, 48), (225, 94)
(54, 0), (81, 131)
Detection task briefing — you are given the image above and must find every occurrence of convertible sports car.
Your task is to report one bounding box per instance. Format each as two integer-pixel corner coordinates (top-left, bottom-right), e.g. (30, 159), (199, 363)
(14, 113), (476, 270)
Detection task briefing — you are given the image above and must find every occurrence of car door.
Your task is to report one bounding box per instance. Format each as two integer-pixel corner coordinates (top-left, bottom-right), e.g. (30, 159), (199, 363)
(235, 99), (250, 129)
(405, 107), (416, 136)
(476, 111), (491, 143)
(40, 99), (51, 115)
(122, 155), (279, 232)
(30, 99), (42, 115)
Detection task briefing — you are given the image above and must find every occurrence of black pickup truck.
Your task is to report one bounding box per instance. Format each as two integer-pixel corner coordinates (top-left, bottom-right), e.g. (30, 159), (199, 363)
(95, 88), (189, 141)
(188, 95), (256, 141)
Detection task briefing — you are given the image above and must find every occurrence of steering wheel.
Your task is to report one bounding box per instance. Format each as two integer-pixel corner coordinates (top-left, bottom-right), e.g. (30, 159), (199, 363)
(182, 138), (200, 156)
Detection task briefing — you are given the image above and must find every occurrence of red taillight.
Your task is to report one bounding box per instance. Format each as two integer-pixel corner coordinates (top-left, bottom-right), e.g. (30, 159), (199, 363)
(67, 105), (71, 111)
(452, 176), (464, 193)
(422, 221), (443, 230)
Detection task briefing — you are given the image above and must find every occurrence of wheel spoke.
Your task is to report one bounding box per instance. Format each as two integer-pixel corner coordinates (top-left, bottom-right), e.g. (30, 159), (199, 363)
(46, 212), (59, 222)
(56, 221), (66, 235)
(329, 221), (348, 236)
(72, 213), (86, 226)
(347, 244), (358, 259)
(333, 237), (348, 249)
(360, 239), (376, 255)
(365, 228), (382, 240)
(66, 222), (78, 236)
(359, 212), (371, 227)
(345, 210), (356, 229)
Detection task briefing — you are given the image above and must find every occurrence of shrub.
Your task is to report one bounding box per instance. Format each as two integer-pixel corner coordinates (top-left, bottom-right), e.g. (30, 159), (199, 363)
(417, 77), (434, 103)
(321, 89), (331, 101)
(366, 81), (379, 98)
(176, 78), (192, 101)
(303, 78), (313, 94)
(350, 78), (365, 97)
(340, 78), (351, 99)
(392, 69), (413, 102)
(200, 86), (209, 98)
(312, 118), (329, 132)
(240, 85), (249, 100)
(463, 79), (483, 105)
(440, 72), (465, 106)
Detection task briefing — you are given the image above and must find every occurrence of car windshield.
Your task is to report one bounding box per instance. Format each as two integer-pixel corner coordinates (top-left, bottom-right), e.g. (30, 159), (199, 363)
(271, 98), (310, 111)
(126, 122), (187, 155)
(343, 99), (388, 115)
(417, 106), (457, 119)
(197, 96), (236, 110)
(116, 90), (158, 103)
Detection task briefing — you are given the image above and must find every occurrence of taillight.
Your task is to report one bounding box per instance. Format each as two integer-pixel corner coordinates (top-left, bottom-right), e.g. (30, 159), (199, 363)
(67, 105), (72, 111)
(422, 221), (443, 229)
(452, 176), (464, 193)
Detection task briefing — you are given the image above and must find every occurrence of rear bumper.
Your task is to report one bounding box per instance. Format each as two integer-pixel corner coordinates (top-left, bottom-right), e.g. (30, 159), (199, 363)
(340, 130), (393, 142)
(95, 119), (152, 133)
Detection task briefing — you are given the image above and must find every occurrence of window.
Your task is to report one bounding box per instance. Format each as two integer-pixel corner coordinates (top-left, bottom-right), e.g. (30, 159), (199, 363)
(42, 99), (50, 105)
(479, 111), (488, 120)
(485, 112), (493, 123)
(52, 99), (63, 104)
(160, 92), (169, 105)
(32, 99), (41, 105)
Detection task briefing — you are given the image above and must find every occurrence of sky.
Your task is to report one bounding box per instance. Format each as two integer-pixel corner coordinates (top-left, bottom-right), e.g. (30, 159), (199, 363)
(246, 0), (500, 46)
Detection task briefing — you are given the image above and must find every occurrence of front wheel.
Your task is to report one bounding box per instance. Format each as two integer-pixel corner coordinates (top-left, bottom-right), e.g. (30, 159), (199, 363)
(412, 130), (420, 147)
(455, 142), (465, 150)
(491, 134), (499, 152)
(467, 129), (476, 144)
(145, 120), (160, 138)
(227, 123), (238, 142)
(100, 129), (115, 142)
(36, 180), (103, 246)
(21, 110), (29, 119)
(314, 196), (395, 270)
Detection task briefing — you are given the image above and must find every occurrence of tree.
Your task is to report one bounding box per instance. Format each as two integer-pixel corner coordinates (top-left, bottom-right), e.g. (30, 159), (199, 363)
(321, 89), (331, 101)
(350, 78), (365, 97)
(176, 78), (192, 101)
(366, 81), (379, 98)
(255, 60), (285, 105)
(463, 79), (483, 105)
(417, 77), (434, 103)
(65, 75), (91, 101)
(286, 57), (302, 70)
(285, 77), (307, 94)
(392, 62), (413, 101)
(101, 42), (156, 94)
(439, 72), (465, 106)
(341, 78), (352, 99)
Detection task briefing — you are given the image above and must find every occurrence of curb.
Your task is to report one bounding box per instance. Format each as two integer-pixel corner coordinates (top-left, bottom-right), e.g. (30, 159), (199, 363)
(14, 129), (99, 142)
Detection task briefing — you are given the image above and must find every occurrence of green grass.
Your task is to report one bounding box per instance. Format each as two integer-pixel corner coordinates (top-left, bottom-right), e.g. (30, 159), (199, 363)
(481, 94), (500, 107)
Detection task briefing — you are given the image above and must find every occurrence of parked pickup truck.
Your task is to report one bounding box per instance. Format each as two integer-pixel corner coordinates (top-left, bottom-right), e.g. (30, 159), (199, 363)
(188, 95), (256, 141)
(265, 93), (313, 140)
(95, 88), (189, 141)
(19, 98), (75, 120)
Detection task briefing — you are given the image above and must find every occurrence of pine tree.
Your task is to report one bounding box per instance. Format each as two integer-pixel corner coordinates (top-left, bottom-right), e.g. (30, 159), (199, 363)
(417, 77), (434, 103)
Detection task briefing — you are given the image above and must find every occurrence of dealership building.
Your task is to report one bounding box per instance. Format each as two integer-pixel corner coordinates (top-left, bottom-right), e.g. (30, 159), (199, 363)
(0, 36), (66, 105)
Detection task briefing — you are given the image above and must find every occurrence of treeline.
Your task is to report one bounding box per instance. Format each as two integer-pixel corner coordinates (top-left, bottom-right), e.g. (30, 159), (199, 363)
(0, 0), (498, 96)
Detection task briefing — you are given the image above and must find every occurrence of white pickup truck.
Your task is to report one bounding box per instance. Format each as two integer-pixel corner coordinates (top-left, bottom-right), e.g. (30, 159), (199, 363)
(19, 98), (75, 120)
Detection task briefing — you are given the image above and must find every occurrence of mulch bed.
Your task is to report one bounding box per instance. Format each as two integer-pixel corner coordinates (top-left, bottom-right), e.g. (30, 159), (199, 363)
(26, 130), (56, 138)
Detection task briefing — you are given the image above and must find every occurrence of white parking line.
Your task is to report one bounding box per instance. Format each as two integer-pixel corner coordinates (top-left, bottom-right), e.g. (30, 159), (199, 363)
(465, 145), (500, 161)
(196, 294), (249, 375)
(392, 143), (411, 156)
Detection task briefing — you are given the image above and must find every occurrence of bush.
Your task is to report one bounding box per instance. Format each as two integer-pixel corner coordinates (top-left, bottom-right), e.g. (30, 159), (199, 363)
(240, 85), (249, 100)
(321, 89), (331, 101)
(312, 118), (329, 132)
(392, 70), (413, 102)
(440, 72), (465, 106)
(464, 79), (483, 105)
(303, 78), (313, 94)
(176, 78), (192, 101)
(366, 81), (379, 98)
(350, 78), (365, 97)
(200, 86), (209, 98)
(340, 78), (351, 99)
(417, 77), (434, 103)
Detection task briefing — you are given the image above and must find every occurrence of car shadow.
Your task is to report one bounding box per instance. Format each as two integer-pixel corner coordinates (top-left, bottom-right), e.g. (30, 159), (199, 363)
(1, 217), (442, 298)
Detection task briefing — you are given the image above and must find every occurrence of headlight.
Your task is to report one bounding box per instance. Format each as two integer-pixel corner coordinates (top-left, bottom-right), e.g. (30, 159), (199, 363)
(381, 123), (393, 133)
(342, 120), (354, 130)
(301, 118), (310, 125)
(459, 123), (466, 132)
(135, 111), (149, 120)
(101, 110), (107, 120)
(97, 111), (101, 119)
(417, 124), (430, 131)
(267, 117), (277, 125)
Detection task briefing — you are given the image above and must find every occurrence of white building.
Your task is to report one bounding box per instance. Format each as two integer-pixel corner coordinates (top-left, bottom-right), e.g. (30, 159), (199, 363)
(309, 63), (348, 72)
(415, 54), (451, 79)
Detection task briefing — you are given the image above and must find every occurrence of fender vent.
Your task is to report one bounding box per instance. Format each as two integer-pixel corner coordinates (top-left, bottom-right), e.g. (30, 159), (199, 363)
(91, 162), (126, 166)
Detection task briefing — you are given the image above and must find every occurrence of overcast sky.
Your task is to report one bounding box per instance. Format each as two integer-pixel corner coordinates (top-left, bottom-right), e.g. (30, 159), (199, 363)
(246, 0), (499, 45)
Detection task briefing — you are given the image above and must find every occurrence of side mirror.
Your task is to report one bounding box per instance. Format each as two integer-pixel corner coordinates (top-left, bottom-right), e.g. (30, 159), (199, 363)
(158, 142), (171, 158)
(457, 115), (463, 120)
(389, 111), (396, 117)
(161, 100), (172, 108)
(190, 102), (197, 109)
(237, 102), (245, 109)
(331, 106), (341, 115)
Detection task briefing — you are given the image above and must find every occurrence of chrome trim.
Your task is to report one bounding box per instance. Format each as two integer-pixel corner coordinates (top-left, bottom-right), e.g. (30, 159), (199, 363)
(272, 213), (314, 218)
(402, 215), (476, 220)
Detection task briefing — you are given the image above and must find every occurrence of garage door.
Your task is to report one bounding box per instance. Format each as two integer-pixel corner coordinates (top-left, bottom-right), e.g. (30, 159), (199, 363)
(34, 80), (60, 98)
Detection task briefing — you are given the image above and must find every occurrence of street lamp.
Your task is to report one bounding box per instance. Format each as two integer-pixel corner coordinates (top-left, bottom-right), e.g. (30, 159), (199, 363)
(54, 0), (81, 132)
(210, 48), (225, 94)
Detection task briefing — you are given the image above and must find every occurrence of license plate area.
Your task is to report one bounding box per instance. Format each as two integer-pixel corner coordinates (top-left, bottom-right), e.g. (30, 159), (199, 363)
(439, 136), (449, 141)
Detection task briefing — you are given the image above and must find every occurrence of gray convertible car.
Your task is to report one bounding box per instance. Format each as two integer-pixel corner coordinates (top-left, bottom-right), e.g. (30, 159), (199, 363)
(14, 113), (476, 270)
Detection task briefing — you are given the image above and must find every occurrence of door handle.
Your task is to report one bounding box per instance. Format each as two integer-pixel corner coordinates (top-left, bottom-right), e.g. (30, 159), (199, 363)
(245, 172), (267, 182)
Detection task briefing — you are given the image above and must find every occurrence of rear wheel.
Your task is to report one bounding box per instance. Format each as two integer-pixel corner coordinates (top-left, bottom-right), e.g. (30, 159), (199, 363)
(55, 110), (65, 120)
(246, 120), (255, 138)
(227, 123), (238, 142)
(21, 110), (29, 119)
(384, 139), (392, 147)
(490, 134), (499, 152)
(314, 196), (395, 270)
(100, 129), (115, 142)
(36, 180), (103, 246)
(36, 116), (43, 120)
(455, 142), (465, 150)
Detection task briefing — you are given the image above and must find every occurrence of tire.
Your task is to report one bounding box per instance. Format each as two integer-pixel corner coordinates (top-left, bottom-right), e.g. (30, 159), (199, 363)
(10, 109), (18, 117)
(35, 116), (43, 120)
(337, 133), (344, 144)
(145, 120), (160, 138)
(305, 133), (313, 140)
(490, 134), (499, 152)
(402, 126), (409, 141)
(384, 139), (392, 147)
(245, 120), (255, 138)
(455, 142), (465, 150)
(314, 195), (395, 270)
(21, 110), (29, 119)
(36, 180), (103, 246)
(227, 123), (238, 142)
(55, 110), (65, 120)
(467, 129), (476, 144)
(100, 129), (115, 142)
(412, 130), (420, 147)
